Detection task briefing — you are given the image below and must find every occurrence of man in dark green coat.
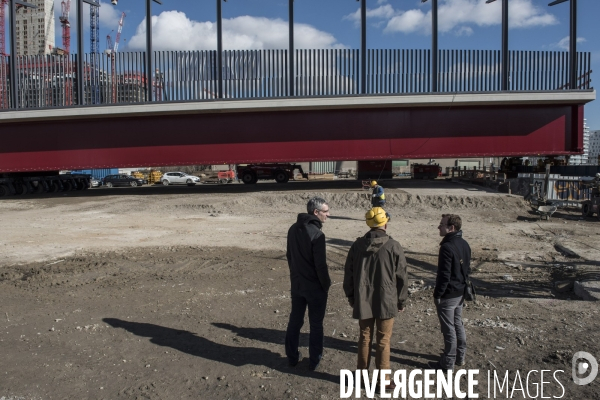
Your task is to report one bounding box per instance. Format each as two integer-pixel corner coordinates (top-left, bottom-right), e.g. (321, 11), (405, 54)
(343, 207), (408, 388)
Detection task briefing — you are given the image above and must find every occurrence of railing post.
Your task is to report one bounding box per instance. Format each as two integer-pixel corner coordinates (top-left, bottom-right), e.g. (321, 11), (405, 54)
(145, 0), (153, 102)
(501, 0), (508, 90)
(77, 0), (84, 104)
(360, 0), (366, 94)
(216, 0), (223, 99)
(8, 0), (18, 109)
(431, 0), (438, 92)
(288, 0), (294, 97)
(569, 0), (577, 89)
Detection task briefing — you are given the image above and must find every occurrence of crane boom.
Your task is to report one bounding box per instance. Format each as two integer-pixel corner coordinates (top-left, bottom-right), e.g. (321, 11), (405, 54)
(114, 12), (125, 53)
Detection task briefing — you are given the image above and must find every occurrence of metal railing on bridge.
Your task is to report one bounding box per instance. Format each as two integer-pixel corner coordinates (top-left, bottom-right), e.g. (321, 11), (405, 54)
(0, 49), (592, 110)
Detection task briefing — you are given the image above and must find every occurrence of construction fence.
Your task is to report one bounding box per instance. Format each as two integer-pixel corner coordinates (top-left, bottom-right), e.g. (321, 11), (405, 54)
(519, 173), (594, 206)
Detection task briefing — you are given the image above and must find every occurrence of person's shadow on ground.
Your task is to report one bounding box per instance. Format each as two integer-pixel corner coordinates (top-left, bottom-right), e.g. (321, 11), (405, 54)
(103, 318), (339, 384)
(211, 322), (432, 370)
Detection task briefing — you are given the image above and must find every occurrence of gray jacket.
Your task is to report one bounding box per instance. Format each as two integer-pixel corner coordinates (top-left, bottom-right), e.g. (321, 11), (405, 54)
(343, 229), (408, 320)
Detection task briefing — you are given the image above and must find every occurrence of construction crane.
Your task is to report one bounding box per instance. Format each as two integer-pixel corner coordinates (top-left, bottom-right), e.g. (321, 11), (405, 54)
(114, 11), (125, 53)
(89, 1), (100, 104)
(106, 12), (125, 103)
(59, 0), (71, 53)
(57, 0), (74, 105)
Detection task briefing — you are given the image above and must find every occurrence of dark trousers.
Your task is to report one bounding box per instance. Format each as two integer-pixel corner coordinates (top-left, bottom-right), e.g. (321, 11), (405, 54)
(285, 290), (328, 368)
(435, 296), (467, 369)
(372, 199), (385, 207)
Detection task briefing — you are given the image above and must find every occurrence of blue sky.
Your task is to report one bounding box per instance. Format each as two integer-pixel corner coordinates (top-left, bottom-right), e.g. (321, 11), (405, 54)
(9, 0), (600, 128)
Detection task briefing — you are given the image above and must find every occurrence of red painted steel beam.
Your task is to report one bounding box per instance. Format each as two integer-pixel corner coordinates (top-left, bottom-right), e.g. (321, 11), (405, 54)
(0, 102), (587, 172)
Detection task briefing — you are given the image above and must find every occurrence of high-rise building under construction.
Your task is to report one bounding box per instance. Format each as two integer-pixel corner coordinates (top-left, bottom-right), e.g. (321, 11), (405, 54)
(15, 0), (55, 56)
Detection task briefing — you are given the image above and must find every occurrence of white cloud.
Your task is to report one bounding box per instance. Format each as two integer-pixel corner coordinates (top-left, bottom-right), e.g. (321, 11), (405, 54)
(554, 36), (587, 51)
(344, 0), (558, 36)
(127, 11), (344, 51)
(509, 0), (558, 28)
(96, 1), (122, 31)
(385, 9), (429, 34)
(343, 5), (397, 25)
(455, 26), (474, 37)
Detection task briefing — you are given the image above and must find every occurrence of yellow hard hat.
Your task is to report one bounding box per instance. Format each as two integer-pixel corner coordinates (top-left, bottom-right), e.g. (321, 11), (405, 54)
(370, 180), (377, 188)
(365, 207), (389, 228)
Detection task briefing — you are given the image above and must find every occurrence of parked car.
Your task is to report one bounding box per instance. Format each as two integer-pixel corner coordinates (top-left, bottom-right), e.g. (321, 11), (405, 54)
(160, 172), (202, 186)
(102, 174), (147, 188)
(90, 177), (101, 188)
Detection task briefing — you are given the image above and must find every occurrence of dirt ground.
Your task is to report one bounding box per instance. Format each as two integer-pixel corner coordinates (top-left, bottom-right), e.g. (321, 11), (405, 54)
(1, 179), (599, 400)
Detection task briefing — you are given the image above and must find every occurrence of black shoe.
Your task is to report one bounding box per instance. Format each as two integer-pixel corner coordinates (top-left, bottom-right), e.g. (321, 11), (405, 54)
(288, 351), (302, 367)
(455, 359), (466, 367)
(309, 362), (320, 372)
(427, 361), (446, 371)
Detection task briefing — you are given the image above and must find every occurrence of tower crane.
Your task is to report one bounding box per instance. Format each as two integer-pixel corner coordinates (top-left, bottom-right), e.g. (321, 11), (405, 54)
(90, 3), (99, 54)
(89, 1), (100, 104)
(58, 0), (74, 105)
(59, 0), (71, 53)
(106, 12), (125, 103)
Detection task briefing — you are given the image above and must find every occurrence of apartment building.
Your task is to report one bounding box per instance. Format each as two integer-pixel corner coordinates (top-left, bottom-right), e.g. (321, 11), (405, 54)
(570, 119), (591, 165)
(589, 129), (600, 166)
(15, 0), (55, 56)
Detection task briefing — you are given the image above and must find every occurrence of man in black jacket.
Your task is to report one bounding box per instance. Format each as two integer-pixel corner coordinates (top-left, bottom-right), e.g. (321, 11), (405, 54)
(285, 197), (331, 371)
(430, 214), (471, 371)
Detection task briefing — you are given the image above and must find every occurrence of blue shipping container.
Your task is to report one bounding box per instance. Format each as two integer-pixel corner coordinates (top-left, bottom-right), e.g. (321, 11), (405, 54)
(70, 168), (119, 180)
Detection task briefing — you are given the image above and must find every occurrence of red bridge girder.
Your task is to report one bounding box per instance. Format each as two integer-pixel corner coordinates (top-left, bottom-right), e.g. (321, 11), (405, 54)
(0, 92), (594, 172)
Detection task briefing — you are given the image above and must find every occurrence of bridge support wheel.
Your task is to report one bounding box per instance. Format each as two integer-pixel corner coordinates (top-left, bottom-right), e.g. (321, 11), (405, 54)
(274, 170), (289, 184)
(48, 181), (60, 193)
(75, 180), (86, 190)
(62, 181), (73, 191)
(242, 171), (256, 184)
(14, 183), (28, 195)
(32, 181), (45, 194)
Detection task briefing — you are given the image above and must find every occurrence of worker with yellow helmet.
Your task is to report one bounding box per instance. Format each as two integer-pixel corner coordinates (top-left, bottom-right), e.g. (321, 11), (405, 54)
(343, 206), (407, 392)
(370, 180), (385, 207)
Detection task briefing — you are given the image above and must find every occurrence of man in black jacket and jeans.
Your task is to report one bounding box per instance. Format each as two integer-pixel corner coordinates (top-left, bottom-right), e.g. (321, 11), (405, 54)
(285, 197), (331, 371)
(430, 214), (471, 371)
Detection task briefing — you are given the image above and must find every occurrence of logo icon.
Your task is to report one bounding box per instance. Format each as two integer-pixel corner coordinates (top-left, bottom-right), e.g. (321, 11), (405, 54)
(572, 351), (598, 385)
